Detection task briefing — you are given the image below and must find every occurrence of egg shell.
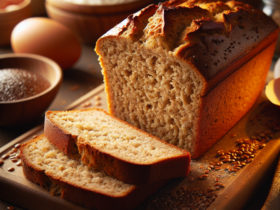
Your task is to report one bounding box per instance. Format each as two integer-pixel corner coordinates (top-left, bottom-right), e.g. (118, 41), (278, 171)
(265, 77), (280, 106)
(274, 57), (280, 79)
(11, 17), (81, 69)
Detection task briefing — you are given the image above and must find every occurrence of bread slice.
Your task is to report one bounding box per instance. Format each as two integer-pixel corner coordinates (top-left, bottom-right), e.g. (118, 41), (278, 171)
(44, 108), (191, 184)
(20, 135), (167, 210)
(95, 0), (279, 158)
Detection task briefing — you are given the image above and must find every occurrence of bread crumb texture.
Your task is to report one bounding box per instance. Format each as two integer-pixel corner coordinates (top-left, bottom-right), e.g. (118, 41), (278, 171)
(96, 0), (277, 155)
(23, 135), (133, 196)
(49, 109), (184, 164)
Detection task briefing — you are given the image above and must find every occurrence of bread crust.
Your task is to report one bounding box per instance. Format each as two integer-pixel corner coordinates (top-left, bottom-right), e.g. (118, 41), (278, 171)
(20, 136), (168, 210)
(45, 108), (191, 184)
(96, 0), (278, 96)
(45, 114), (80, 159)
(95, 0), (279, 158)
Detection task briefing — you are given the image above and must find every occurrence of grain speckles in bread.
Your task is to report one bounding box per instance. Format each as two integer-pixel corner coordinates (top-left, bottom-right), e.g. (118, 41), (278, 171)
(20, 135), (166, 210)
(95, 0), (279, 158)
(44, 108), (191, 184)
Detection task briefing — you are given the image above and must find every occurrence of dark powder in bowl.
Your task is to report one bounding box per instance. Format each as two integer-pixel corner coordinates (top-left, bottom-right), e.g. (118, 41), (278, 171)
(0, 69), (51, 101)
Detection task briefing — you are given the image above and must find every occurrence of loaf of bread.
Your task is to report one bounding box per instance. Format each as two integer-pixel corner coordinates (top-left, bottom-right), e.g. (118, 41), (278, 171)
(44, 108), (191, 184)
(95, 0), (279, 158)
(20, 135), (167, 210)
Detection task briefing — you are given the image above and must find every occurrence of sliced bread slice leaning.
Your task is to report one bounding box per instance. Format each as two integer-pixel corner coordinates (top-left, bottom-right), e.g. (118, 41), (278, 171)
(20, 135), (166, 210)
(44, 108), (191, 184)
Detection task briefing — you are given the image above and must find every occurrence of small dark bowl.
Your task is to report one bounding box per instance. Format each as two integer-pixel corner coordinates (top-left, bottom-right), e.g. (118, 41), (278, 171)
(0, 53), (62, 126)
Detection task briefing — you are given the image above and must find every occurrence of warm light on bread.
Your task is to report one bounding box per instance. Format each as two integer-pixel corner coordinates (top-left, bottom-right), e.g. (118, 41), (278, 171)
(20, 135), (166, 210)
(95, 0), (279, 158)
(44, 108), (191, 184)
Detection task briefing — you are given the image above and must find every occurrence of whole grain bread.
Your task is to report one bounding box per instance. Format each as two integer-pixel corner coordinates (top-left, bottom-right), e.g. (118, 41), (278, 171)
(20, 135), (167, 210)
(44, 108), (191, 184)
(95, 0), (279, 158)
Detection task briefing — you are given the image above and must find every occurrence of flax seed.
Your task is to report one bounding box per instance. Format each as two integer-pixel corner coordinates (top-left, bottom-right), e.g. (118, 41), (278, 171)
(205, 170), (209, 174)
(214, 166), (222, 170)
(14, 143), (21, 148)
(236, 139), (243, 144)
(7, 167), (14, 172)
(95, 101), (101, 106)
(16, 160), (22, 166)
(223, 158), (231, 162)
(246, 158), (253, 163)
(11, 158), (18, 162)
(94, 95), (101, 100)
(1, 154), (9, 159)
(207, 188), (216, 192)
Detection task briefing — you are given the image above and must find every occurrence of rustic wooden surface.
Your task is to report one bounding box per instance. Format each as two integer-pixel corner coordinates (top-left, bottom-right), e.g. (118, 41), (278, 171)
(0, 83), (280, 210)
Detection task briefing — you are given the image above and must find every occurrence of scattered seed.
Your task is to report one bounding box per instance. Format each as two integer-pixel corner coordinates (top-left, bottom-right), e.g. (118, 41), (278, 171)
(246, 158), (253, 163)
(215, 177), (219, 182)
(14, 143), (21, 148)
(7, 167), (14, 172)
(10, 148), (18, 153)
(230, 134), (236, 138)
(222, 158), (231, 162)
(204, 170), (209, 174)
(95, 101), (101, 106)
(94, 95), (101, 100)
(81, 101), (91, 108)
(1, 154), (9, 159)
(16, 160), (22, 166)
(207, 188), (216, 192)
(11, 158), (18, 163)
(9, 153), (17, 158)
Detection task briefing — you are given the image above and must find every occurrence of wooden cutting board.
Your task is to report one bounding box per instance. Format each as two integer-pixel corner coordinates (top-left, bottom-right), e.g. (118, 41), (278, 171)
(0, 84), (280, 210)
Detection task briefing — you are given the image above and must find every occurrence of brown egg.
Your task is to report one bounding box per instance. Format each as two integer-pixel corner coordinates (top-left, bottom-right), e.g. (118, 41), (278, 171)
(11, 17), (81, 70)
(265, 77), (280, 106)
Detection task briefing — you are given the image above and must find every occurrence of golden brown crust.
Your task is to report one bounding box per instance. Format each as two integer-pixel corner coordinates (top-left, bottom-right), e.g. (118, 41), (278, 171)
(44, 112), (80, 159)
(20, 136), (168, 210)
(45, 108), (191, 184)
(95, 0), (279, 159)
(96, 0), (278, 96)
(79, 141), (190, 184)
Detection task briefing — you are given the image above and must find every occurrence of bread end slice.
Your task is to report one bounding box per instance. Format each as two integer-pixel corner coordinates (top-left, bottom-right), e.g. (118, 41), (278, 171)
(44, 108), (191, 184)
(20, 135), (167, 210)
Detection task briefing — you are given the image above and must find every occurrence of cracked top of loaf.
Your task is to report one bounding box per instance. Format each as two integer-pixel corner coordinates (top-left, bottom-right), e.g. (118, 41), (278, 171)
(98, 0), (278, 95)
